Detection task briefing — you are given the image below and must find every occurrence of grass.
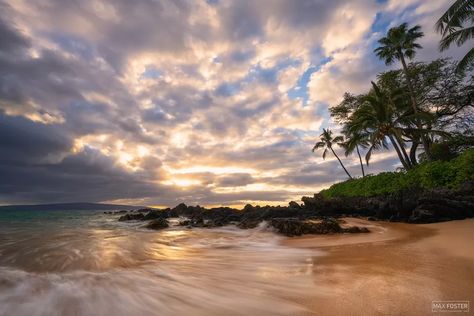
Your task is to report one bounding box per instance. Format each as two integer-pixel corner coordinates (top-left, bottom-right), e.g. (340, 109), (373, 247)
(319, 149), (474, 198)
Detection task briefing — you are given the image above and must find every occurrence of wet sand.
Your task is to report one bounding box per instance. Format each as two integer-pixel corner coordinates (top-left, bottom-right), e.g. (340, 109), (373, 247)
(283, 218), (474, 315)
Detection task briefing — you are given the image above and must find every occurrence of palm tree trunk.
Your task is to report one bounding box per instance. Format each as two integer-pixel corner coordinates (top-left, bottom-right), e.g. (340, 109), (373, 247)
(330, 147), (353, 179)
(399, 51), (432, 160)
(399, 52), (418, 114)
(394, 134), (412, 168)
(356, 145), (365, 177)
(410, 140), (419, 165)
(389, 135), (410, 170)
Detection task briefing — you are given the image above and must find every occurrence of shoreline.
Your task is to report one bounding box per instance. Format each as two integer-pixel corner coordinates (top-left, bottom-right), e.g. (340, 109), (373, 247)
(283, 218), (474, 315)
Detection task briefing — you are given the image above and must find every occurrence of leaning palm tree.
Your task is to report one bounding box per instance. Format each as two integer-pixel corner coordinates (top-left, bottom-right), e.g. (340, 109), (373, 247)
(342, 130), (370, 177)
(374, 23), (432, 159)
(436, 0), (474, 74)
(348, 82), (413, 170)
(312, 128), (353, 179)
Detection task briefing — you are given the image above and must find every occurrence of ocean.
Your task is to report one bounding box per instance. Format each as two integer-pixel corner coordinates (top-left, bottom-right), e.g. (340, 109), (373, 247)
(0, 209), (319, 316)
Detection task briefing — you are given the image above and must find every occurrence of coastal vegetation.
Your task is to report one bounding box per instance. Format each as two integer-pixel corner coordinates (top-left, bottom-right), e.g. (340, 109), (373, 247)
(313, 19), (473, 179)
(320, 148), (474, 198)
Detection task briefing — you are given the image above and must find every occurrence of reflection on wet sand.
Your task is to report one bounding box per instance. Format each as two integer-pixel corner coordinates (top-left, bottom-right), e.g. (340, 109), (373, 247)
(285, 218), (474, 315)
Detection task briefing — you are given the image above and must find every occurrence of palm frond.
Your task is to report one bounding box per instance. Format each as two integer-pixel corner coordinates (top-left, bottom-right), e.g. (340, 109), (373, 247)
(436, 0), (474, 36)
(440, 26), (474, 51)
(312, 141), (325, 152)
(322, 148), (328, 160)
(456, 46), (474, 74)
(333, 135), (344, 143)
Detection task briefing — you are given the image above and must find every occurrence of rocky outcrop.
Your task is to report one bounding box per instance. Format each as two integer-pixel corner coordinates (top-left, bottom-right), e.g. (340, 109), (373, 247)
(143, 210), (169, 221)
(112, 181), (473, 235)
(145, 218), (169, 230)
(271, 218), (342, 236)
(301, 182), (474, 224)
(118, 213), (145, 221)
(270, 218), (369, 237)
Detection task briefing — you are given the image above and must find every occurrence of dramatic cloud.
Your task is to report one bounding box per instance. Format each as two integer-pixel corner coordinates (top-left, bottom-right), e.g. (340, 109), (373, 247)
(0, 0), (465, 206)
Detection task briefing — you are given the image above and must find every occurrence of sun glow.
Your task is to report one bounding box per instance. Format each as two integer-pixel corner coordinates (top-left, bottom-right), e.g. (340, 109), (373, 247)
(162, 179), (202, 187)
(171, 166), (256, 175)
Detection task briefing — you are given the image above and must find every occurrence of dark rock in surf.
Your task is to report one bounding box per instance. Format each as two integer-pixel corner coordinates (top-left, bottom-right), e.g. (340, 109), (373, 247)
(118, 213), (145, 221)
(270, 218), (343, 237)
(343, 226), (370, 233)
(143, 210), (169, 220)
(145, 218), (169, 230)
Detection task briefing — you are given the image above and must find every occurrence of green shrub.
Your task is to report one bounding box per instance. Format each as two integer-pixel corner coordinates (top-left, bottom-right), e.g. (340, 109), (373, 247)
(320, 149), (474, 198)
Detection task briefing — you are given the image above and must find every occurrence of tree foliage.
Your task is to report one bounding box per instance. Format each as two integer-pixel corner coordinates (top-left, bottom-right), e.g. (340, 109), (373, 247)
(436, 0), (474, 74)
(320, 149), (474, 198)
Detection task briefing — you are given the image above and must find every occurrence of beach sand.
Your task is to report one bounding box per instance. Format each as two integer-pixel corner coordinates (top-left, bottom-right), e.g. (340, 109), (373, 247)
(283, 218), (474, 315)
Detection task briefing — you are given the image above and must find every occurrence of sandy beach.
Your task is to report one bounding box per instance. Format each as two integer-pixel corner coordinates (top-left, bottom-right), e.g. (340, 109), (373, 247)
(284, 218), (474, 315)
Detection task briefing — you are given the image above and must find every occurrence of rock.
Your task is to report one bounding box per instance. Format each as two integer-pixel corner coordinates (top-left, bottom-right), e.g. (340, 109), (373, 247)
(237, 219), (261, 229)
(143, 210), (168, 220)
(389, 215), (401, 222)
(118, 213), (145, 221)
(243, 204), (254, 212)
(178, 219), (192, 226)
(172, 203), (188, 215)
(136, 208), (153, 213)
(145, 218), (169, 230)
(270, 218), (343, 237)
(367, 217), (377, 221)
(408, 209), (437, 223)
(288, 201), (301, 209)
(343, 226), (370, 233)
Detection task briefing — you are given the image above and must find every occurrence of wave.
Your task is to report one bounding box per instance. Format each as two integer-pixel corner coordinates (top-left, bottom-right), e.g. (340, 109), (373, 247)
(0, 218), (325, 316)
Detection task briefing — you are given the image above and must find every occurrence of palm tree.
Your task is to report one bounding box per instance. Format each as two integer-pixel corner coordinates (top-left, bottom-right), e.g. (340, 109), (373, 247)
(312, 128), (353, 179)
(348, 82), (414, 170)
(374, 23), (432, 159)
(374, 23), (423, 114)
(436, 0), (474, 74)
(342, 130), (369, 177)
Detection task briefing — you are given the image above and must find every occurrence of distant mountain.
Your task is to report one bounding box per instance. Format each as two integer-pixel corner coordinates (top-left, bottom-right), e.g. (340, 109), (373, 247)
(0, 202), (143, 211)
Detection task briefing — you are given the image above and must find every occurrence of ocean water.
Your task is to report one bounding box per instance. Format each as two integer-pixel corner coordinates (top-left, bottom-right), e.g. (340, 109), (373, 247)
(0, 210), (321, 316)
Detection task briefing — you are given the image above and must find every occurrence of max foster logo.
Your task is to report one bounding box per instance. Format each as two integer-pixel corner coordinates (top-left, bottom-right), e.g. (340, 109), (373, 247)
(432, 301), (470, 313)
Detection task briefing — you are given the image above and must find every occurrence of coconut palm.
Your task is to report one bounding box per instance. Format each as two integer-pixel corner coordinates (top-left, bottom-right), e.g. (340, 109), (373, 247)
(342, 130), (370, 177)
(374, 23), (433, 159)
(348, 82), (414, 170)
(436, 0), (474, 74)
(312, 128), (353, 179)
(374, 23), (424, 114)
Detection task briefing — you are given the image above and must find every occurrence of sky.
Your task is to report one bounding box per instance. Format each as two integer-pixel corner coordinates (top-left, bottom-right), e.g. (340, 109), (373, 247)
(0, 0), (467, 207)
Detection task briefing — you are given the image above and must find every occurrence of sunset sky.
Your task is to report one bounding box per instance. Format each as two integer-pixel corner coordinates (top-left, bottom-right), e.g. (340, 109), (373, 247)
(0, 0), (467, 207)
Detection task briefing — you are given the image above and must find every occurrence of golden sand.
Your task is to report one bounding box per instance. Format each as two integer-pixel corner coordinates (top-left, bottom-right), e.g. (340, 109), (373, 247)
(283, 218), (474, 315)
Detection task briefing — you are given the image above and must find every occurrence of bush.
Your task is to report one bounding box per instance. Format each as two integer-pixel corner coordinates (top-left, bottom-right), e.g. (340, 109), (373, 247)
(320, 149), (474, 198)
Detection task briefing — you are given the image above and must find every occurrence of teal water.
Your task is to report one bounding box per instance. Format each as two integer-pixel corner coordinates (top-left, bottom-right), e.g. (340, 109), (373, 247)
(0, 209), (319, 316)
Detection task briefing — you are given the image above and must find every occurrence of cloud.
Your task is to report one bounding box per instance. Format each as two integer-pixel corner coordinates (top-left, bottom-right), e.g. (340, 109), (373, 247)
(0, 0), (466, 206)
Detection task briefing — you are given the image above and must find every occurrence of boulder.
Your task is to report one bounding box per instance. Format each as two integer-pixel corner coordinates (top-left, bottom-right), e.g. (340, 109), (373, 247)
(118, 213), (145, 221)
(145, 218), (169, 230)
(270, 218), (343, 236)
(172, 203), (189, 215)
(143, 210), (168, 220)
(288, 201), (302, 209)
(343, 226), (370, 233)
